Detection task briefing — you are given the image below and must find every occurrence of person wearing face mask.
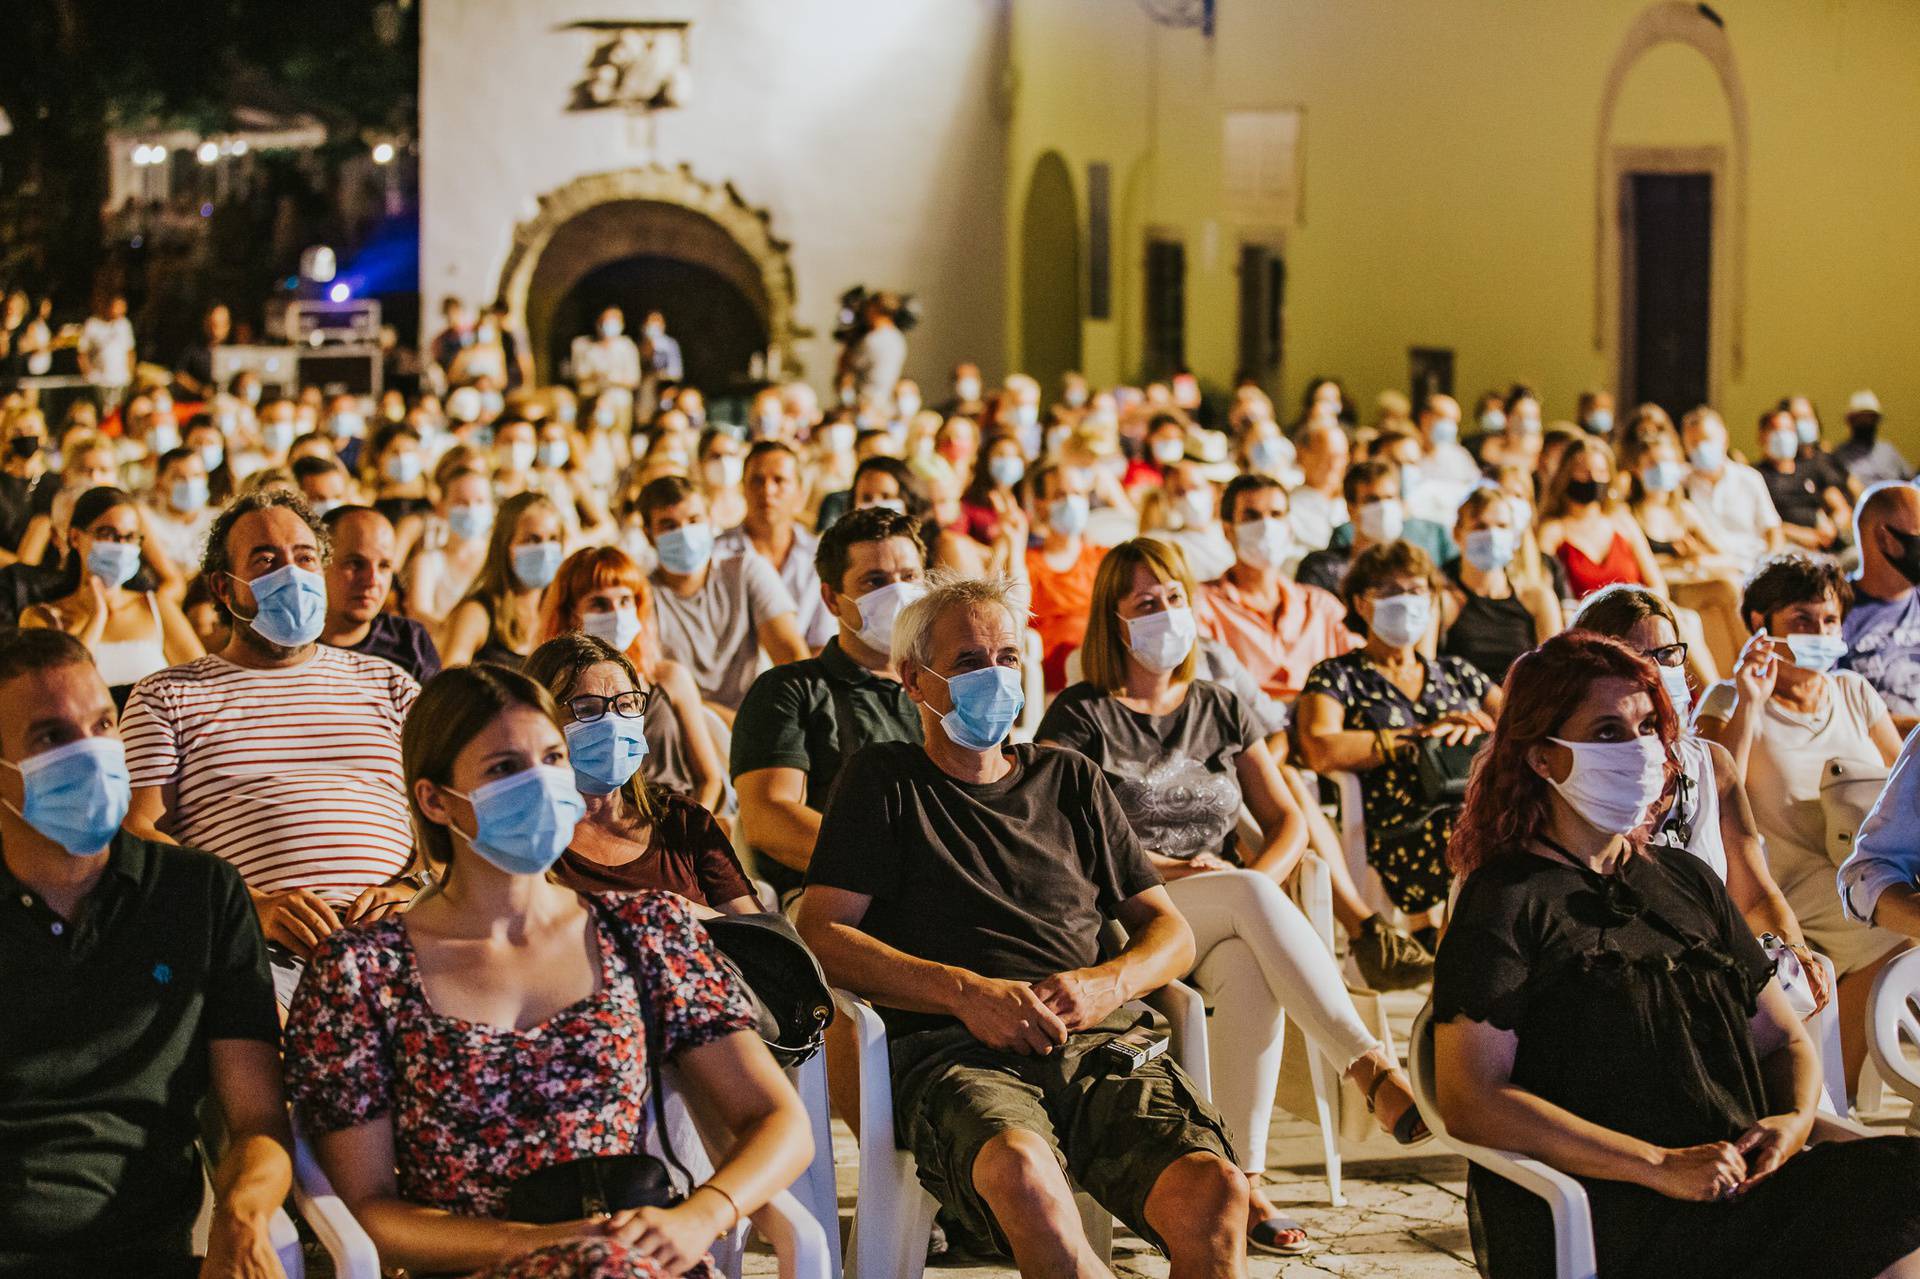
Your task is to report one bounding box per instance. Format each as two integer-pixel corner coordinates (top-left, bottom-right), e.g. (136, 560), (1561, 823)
(1680, 406), (1785, 567)
(286, 664), (813, 1279)
(797, 573), (1255, 1275)
(365, 423), (433, 528)
(1196, 474), (1354, 701)
(121, 490), (422, 984)
(1297, 458), (1457, 598)
(1696, 553), (1908, 1091)
(712, 441), (836, 651)
(1024, 461), (1105, 693)
(143, 446), (215, 572)
(525, 631), (754, 913)
(1417, 393), (1480, 487)
(441, 492), (567, 670)
(694, 428), (748, 530)
(531, 416), (615, 546)
(1433, 630), (1920, 1279)
(317, 507), (442, 684)
(638, 308), (684, 384)
(838, 293), (907, 413)
(640, 475), (808, 721)
(1037, 542), (1430, 1254)
(1841, 482), (1920, 734)
(1439, 488), (1562, 682)
(1297, 541), (1502, 923)
(0, 628), (297, 1279)
(568, 305), (643, 403)
(1536, 437), (1668, 602)
(732, 507), (929, 906)
(1570, 584), (1826, 1007)
(402, 464), (495, 631)
(1124, 413), (1191, 496)
(0, 406), (50, 557)
(10, 432), (124, 571)
(940, 361), (986, 418)
(536, 548), (727, 815)
(1616, 424), (1746, 675)
(1757, 408), (1852, 554)
(1833, 389), (1912, 487)
(22, 485), (202, 703)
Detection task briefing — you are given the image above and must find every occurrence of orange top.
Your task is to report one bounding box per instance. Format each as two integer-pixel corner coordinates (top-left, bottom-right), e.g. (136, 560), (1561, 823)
(1027, 541), (1106, 692)
(1197, 574), (1358, 699)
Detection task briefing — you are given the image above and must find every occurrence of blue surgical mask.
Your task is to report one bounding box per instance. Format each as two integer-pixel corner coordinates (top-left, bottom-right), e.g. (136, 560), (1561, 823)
(385, 452), (423, 484)
(1124, 606), (1197, 674)
(581, 606), (642, 653)
(1478, 410), (1506, 433)
(1429, 418), (1460, 448)
(1585, 410), (1614, 435)
(450, 765), (586, 876)
(262, 420), (295, 453)
(230, 563), (327, 648)
(1765, 429), (1800, 462)
(654, 524), (714, 576)
(197, 444), (225, 473)
(1689, 440), (1727, 473)
(1795, 415), (1820, 446)
(563, 715), (649, 797)
(511, 542), (564, 591)
(988, 454), (1026, 488)
(1641, 461), (1685, 493)
(1784, 632), (1846, 673)
(1048, 494), (1090, 537)
(1250, 437), (1292, 470)
(3, 737), (132, 856)
(923, 664), (1025, 751)
(328, 412), (364, 440)
(1462, 527), (1518, 572)
(87, 540), (142, 589)
(170, 476), (209, 514)
(448, 503), (493, 541)
(537, 440), (571, 469)
(1369, 593), (1431, 648)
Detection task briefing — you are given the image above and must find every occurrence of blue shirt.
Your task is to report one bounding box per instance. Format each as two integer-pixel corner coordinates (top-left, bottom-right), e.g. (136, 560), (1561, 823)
(1841, 585), (1920, 720)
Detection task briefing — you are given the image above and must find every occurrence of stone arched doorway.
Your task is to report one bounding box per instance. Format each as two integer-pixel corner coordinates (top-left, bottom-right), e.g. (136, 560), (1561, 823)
(497, 167), (801, 394)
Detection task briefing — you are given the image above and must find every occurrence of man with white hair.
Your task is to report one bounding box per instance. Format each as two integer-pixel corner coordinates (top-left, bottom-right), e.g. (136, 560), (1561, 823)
(797, 573), (1251, 1276)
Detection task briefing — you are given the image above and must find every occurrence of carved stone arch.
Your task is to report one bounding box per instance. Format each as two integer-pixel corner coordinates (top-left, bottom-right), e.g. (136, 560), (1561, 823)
(497, 165), (801, 385)
(1594, 2), (1751, 384)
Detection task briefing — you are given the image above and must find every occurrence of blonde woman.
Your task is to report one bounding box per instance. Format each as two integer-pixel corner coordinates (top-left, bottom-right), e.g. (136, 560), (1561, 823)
(440, 491), (565, 668)
(1038, 537), (1428, 1256)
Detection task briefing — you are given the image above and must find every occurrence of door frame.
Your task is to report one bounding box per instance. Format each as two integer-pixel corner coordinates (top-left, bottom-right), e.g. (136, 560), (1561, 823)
(1611, 144), (1726, 413)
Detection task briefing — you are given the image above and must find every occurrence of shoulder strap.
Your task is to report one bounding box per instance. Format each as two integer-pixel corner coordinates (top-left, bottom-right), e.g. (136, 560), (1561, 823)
(601, 901), (696, 1195)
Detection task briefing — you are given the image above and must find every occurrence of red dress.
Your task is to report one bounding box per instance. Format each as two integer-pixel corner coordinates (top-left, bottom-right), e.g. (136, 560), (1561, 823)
(1555, 531), (1644, 600)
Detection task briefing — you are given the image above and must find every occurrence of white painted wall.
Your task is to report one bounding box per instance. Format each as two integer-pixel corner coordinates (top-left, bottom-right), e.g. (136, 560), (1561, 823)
(421, 0), (1010, 393)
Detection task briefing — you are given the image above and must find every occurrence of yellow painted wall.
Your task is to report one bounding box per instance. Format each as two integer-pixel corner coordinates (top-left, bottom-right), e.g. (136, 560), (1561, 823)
(1007, 0), (1920, 452)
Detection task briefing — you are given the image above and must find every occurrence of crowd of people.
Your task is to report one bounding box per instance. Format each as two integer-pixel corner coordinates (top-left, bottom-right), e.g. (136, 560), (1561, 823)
(9, 288), (1920, 1279)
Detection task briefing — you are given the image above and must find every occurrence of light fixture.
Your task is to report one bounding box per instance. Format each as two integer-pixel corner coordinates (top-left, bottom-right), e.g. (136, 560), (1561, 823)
(196, 140), (219, 164)
(371, 142), (395, 165)
(230, 139), (249, 156)
(328, 282), (351, 303)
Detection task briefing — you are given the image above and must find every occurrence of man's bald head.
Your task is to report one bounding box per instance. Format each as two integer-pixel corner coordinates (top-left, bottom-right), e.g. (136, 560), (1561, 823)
(1856, 481), (1920, 582)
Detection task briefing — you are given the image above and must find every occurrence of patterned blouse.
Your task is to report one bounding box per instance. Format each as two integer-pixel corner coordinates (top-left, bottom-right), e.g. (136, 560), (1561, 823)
(285, 891), (755, 1252)
(1301, 649), (1493, 914)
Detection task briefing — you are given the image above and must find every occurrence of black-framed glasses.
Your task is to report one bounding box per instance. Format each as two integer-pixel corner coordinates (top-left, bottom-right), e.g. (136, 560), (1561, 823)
(1642, 642), (1688, 669)
(567, 688), (654, 723)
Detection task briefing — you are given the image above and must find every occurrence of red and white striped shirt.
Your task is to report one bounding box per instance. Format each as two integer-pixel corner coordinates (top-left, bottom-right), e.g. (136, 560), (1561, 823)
(122, 647), (420, 904)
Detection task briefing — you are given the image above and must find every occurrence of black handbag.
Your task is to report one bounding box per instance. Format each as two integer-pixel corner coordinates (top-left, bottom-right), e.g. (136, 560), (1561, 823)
(700, 912), (835, 1069)
(1411, 735), (1480, 807)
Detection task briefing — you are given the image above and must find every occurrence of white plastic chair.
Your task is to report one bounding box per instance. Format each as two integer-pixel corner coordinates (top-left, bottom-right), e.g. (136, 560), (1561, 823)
(1868, 948), (1920, 1133)
(1409, 1002), (1598, 1279)
(1327, 769), (1401, 925)
(291, 1084), (833, 1279)
(835, 980), (1209, 1279)
(1805, 952), (1849, 1116)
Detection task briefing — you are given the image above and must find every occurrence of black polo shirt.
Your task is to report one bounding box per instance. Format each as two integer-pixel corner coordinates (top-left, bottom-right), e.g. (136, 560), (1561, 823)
(340, 611), (444, 685)
(0, 832), (278, 1273)
(729, 636), (924, 896)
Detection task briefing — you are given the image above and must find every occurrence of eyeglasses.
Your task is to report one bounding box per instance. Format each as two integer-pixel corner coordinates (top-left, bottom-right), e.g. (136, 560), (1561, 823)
(567, 688), (653, 723)
(1642, 642), (1688, 669)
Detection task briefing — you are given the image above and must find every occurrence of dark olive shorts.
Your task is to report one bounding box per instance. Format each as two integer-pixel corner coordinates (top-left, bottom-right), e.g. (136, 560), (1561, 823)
(890, 1009), (1237, 1256)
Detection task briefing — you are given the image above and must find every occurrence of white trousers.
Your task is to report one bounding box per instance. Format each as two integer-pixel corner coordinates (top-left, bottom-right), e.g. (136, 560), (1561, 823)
(1165, 868), (1381, 1173)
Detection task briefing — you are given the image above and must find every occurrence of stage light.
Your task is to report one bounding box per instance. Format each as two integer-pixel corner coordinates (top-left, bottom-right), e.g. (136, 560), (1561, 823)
(329, 283), (351, 302)
(196, 141), (219, 164)
(372, 142), (395, 165)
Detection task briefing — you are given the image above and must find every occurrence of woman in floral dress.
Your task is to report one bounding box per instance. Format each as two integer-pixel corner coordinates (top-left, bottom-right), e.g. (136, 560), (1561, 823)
(285, 664), (812, 1278)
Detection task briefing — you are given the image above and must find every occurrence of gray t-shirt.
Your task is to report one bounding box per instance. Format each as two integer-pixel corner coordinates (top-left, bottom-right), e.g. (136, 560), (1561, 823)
(1035, 679), (1262, 861)
(651, 554), (798, 711)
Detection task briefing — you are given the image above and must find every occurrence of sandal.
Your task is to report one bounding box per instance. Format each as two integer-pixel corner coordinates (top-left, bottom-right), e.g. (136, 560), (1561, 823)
(1247, 1214), (1317, 1256)
(1365, 1064), (1432, 1146)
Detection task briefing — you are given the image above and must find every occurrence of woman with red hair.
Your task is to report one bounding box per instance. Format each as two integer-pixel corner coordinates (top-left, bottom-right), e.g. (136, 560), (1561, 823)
(1431, 631), (1920, 1278)
(537, 545), (726, 814)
